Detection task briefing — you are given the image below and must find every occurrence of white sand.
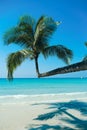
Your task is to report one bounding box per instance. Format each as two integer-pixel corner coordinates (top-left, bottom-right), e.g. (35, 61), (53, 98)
(0, 98), (87, 130)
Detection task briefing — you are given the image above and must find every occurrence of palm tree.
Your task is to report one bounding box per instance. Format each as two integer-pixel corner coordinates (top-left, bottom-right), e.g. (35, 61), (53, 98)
(4, 15), (73, 80)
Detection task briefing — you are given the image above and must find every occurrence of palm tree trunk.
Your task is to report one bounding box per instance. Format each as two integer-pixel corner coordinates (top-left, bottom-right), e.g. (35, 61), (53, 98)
(35, 56), (40, 77)
(39, 60), (87, 77)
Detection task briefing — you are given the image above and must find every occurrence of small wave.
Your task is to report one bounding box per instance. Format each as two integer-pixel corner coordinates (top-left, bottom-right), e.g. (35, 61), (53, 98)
(0, 95), (29, 99)
(0, 92), (87, 99)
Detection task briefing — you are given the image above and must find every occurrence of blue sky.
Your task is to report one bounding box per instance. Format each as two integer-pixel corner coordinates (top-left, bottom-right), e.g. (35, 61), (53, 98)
(0, 0), (87, 78)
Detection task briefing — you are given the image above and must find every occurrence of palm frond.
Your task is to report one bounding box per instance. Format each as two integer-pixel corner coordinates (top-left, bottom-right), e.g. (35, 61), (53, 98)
(34, 42), (49, 53)
(19, 15), (35, 29)
(4, 16), (35, 47)
(4, 26), (34, 48)
(84, 42), (87, 47)
(83, 42), (87, 61)
(42, 45), (73, 64)
(7, 49), (34, 80)
(35, 16), (45, 32)
(18, 15), (35, 41)
(83, 56), (87, 61)
(34, 16), (58, 47)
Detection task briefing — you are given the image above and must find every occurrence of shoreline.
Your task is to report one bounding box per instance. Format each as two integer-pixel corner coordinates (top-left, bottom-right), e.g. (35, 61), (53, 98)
(0, 91), (87, 105)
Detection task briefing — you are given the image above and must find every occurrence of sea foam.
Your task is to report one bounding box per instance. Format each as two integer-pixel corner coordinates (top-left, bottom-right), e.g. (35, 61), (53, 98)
(0, 92), (87, 104)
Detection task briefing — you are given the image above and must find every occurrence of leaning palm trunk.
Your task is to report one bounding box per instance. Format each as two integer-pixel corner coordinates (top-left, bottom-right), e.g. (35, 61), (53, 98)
(39, 60), (87, 77)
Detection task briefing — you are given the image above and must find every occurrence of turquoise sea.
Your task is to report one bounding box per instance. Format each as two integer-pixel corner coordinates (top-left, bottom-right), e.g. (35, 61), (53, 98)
(0, 78), (87, 103)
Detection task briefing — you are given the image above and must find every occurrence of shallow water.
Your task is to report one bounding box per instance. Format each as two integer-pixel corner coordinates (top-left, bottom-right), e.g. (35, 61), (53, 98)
(0, 78), (87, 103)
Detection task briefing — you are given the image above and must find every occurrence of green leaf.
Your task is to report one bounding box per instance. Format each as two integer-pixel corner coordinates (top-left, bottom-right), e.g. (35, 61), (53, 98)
(19, 15), (35, 28)
(7, 49), (34, 80)
(34, 16), (58, 47)
(42, 45), (73, 64)
(84, 42), (87, 47)
(83, 56), (87, 61)
(4, 16), (35, 48)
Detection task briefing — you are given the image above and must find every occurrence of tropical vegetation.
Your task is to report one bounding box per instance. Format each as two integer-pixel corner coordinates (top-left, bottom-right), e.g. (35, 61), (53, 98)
(4, 15), (73, 80)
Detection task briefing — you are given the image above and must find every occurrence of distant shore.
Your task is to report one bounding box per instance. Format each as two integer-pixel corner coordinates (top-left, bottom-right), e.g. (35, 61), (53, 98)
(0, 97), (87, 130)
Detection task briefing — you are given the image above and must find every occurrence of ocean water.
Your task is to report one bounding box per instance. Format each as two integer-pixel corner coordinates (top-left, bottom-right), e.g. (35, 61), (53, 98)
(0, 78), (87, 103)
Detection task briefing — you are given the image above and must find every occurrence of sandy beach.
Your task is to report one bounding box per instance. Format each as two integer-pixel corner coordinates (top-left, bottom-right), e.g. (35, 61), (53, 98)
(0, 79), (87, 130)
(0, 98), (87, 130)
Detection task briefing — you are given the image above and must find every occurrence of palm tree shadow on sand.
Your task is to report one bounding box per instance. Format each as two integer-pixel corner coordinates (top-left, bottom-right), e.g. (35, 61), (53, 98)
(27, 100), (87, 130)
(29, 124), (74, 130)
